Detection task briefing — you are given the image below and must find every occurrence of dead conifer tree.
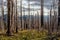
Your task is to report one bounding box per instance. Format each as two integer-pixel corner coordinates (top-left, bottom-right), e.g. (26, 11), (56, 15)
(1, 0), (4, 32)
(6, 0), (14, 36)
(32, 6), (35, 29)
(48, 4), (53, 35)
(24, 9), (26, 30)
(41, 0), (44, 27)
(28, 0), (31, 29)
(20, 0), (23, 30)
(6, 0), (12, 36)
(34, 13), (36, 29)
(15, 0), (18, 33)
(11, 0), (15, 33)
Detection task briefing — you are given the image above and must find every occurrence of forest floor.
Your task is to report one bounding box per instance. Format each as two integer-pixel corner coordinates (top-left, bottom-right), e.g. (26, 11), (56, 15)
(0, 30), (59, 40)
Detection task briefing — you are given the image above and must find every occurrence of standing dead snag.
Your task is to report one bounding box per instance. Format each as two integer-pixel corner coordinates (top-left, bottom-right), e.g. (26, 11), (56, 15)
(28, 0), (31, 29)
(23, 9), (26, 30)
(11, 0), (15, 33)
(57, 0), (60, 35)
(1, 0), (4, 32)
(58, 0), (60, 26)
(6, 0), (14, 36)
(15, 0), (18, 33)
(41, 0), (44, 27)
(6, 0), (11, 36)
(33, 6), (35, 29)
(58, 0), (60, 33)
(20, 0), (23, 30)
(47, 10), (52, 37)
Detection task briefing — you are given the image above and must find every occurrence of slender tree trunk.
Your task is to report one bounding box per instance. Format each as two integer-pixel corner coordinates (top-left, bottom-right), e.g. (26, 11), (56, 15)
(58, 0), (60, 34)
(28, 0), (31, 29)
(35, 14), (36, 29)
(58, 0), (60, 26)
(41, 0), (44, 27)
(1, 0), (4, 32)
(48, 10), (52, 35)
(16, 0), (18, 33)
(11, 0), (15, 33)
(24, 10), (26, 30)
(37, 11), (39, 31)
(15, 0), (18, 33)
(20, 0), (23, 30)
(33, 6), (35, 29)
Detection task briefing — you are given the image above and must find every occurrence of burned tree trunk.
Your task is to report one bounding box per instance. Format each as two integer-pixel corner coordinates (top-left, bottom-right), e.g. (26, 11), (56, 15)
(23, 10), (26, 30)
(41, 0), (44, 27)
(6, 0), (11, 36)
(6, 0), (14, 36)
(28, 0), (31, 29)
(16, 0), (18, 33)
(1, 0), (4, 32)
(57, 0), (60, 35)
(58, 0), (60, 26)
(47, 5), (52, 36)
(11, 0), (15, 33)
(58, 0), (60, 33)
(20, 0), (23, 30)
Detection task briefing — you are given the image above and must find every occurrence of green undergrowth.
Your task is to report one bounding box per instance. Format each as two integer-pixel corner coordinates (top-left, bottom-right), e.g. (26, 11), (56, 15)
(0, 30), (59, 40)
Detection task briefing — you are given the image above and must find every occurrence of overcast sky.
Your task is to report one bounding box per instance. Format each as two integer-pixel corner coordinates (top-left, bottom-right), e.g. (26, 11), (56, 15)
(0, 0), (58, 16)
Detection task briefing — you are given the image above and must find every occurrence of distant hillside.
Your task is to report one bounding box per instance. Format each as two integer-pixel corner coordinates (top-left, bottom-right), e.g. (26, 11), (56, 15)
(0, 14), (49, 23)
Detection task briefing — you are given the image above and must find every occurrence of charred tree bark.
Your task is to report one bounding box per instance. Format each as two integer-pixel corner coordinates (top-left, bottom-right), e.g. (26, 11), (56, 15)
(6, 0), (11, 36)
(49, 9), (52, 35)
(20, 0), (23, 30)
(57, 0), (60, 36)
(28, 0), (31, 29)
(1, 0), (4, 32)
(58, 0), (60, 26)
(41, 0), (44, 27)
(23, 9), (26, 30)
(58, 0), (60, 34)
(11, 0), (15, 33)
(6, 0), (14, 36)
(16, 0), (18, 33)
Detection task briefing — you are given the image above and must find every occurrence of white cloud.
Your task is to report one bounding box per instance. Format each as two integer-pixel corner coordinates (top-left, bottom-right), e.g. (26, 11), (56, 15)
(18, 7), (50, 16)
(0, 0), (57, 16)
